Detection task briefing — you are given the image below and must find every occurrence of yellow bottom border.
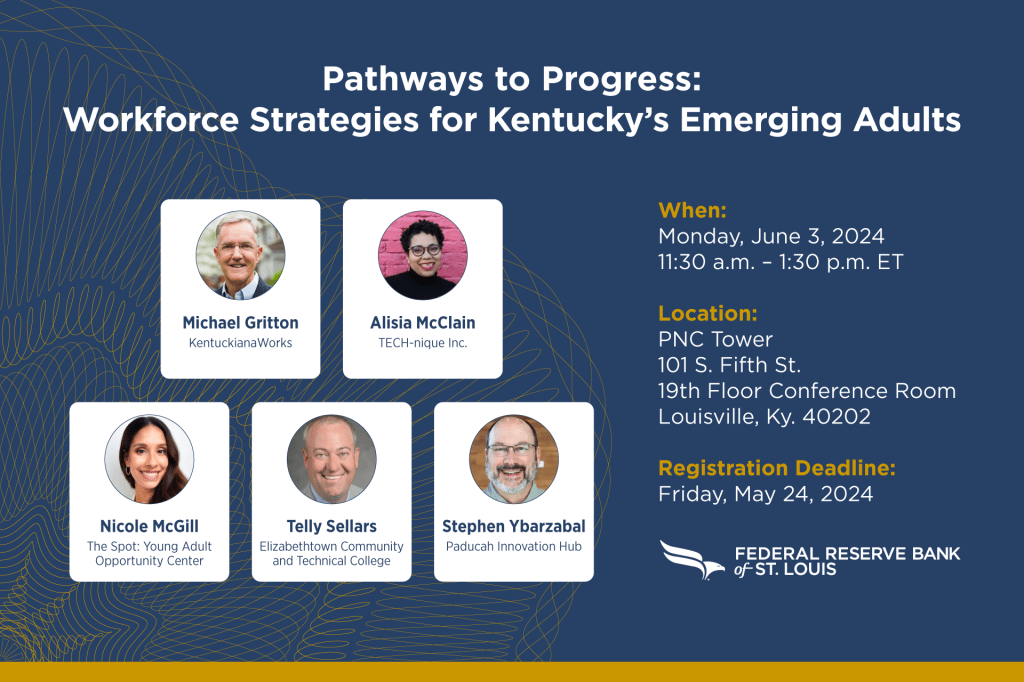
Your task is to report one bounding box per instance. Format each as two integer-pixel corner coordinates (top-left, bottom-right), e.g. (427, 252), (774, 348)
(2, 662), (1022, 680)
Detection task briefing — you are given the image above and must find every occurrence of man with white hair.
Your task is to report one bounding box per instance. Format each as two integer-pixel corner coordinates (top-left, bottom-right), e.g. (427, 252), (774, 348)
(483, 416), (546, 504)
(212, 212), (271, 300)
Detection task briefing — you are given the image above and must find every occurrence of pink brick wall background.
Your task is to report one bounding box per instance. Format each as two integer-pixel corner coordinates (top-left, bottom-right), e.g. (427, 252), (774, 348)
(378, 210), (468, 283)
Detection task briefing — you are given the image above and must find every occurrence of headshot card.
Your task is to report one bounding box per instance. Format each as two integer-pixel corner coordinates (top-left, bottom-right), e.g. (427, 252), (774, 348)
(342, 200), (502, 379)
(160, 199), (321, 379)
(69, 402), (230, 582)
(433, 402), (594, 582)
(251, 402), (412, 582)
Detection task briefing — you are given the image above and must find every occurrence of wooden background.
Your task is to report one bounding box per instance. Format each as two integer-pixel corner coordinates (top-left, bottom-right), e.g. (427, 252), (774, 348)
(469, 415), (559, 490)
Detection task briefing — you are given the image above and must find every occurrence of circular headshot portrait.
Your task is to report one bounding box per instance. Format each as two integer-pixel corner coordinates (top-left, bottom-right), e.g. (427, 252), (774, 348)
(287, 415), (377, 504)
(378, 210), (468, 301)
(195, 210), (285, 301)
(105, 415), (194, 504)
(469, 415), (558, 504)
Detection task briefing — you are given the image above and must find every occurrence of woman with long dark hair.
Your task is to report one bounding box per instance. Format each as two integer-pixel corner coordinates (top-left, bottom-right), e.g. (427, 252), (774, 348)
(119, 416), (189, 504)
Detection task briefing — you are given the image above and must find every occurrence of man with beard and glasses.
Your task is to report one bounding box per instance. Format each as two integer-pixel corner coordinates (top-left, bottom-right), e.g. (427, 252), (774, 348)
(301, 415), (363, 503)
(483, 416), (546, 504)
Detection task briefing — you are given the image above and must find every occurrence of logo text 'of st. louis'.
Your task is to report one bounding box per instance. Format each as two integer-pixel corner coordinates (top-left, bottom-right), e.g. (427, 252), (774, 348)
(661, 541), (725, 580)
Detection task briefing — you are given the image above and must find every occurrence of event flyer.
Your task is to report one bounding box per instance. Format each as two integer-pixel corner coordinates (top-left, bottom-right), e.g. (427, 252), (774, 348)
(0, 0), (1020, 671)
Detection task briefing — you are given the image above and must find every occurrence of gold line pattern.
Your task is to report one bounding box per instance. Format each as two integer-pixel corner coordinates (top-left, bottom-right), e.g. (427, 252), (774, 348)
(0, 1), (612, 662)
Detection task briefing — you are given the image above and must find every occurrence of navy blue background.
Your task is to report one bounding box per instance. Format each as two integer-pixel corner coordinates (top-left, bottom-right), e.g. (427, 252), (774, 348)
(0, 0), (1019, 661)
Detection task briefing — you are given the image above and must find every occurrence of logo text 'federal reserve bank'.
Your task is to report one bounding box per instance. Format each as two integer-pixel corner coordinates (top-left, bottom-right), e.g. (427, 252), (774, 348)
(661, 541), (725, 580)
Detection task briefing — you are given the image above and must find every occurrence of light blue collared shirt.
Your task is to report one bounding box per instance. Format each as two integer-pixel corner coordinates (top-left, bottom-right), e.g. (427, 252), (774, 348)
(218, 272), (261, 300)
(310, 483), (363, 504)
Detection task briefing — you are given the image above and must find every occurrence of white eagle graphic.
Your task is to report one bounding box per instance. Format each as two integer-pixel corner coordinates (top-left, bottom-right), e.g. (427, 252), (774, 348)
(661, 540), (725, 580)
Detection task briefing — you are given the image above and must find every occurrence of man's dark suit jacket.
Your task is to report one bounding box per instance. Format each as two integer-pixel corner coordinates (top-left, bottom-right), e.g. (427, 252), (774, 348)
(220, 276), (272, 300)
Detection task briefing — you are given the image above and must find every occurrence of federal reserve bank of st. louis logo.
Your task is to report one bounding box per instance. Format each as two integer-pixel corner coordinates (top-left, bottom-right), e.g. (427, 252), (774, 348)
(661, 540), (725, 580)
